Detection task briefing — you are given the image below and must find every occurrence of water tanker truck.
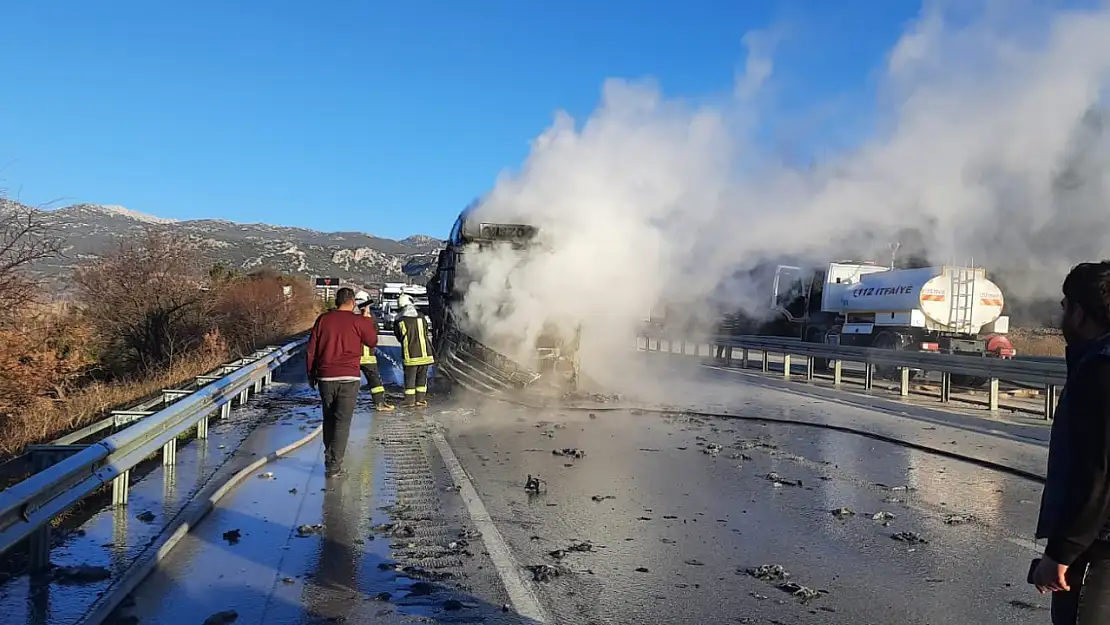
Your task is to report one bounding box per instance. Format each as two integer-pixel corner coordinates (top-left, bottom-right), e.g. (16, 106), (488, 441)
(681, 261), (1014, 387)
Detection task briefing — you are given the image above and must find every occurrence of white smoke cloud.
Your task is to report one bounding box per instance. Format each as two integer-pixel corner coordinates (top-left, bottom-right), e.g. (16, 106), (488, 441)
(456, 1), (1110, 378)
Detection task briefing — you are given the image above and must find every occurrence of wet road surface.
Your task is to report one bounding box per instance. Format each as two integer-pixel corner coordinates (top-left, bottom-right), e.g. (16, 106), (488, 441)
(438, 403), (1051, 624)
(119, 393), (530, 625)
(0, 380), (322, 625)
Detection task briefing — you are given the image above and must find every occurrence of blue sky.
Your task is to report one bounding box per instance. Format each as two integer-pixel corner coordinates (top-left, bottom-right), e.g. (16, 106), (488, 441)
(0, 1), (924, 240)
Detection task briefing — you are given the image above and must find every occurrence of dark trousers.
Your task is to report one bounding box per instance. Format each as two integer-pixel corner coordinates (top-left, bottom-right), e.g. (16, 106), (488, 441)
(403, 365), (429, 405)
(360, 364), (388, 405)
(318, 380), (359, 469)
(1053, 546), (1110, 624)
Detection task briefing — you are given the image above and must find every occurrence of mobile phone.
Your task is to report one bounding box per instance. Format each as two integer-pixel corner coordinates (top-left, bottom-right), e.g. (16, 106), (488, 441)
(1027, 558), (1041, 584)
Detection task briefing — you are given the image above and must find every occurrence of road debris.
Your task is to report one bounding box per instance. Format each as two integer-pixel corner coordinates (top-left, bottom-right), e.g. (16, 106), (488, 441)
(524, 564), (567, 582)
(703, 443), (722, 456)
(548, 541), (595, 559)
(552, 448), (586, 458)
(891, 531), (928, 545)
(296, 524), (325, 537)
(591, 494), (615, 502)
(777, 581), (822, 603)
(872, 511), (896, 522)
(746, 564), (790, 582)
(765, 472), (803, 488)
(288, 488), (298, 495)
(830, 507), (855, 518)
(202, 610), (239, 625)
(943, 513), (977, 525)
(525, 474), (547, 493)
(257, 472), (275, 480)
(684, 559), (705, 566)
(52, 564), (111, 584)
(1009, 600), (1048, 611)
(136, 510), (156, 523)
(635, 567), (650, 573)
(222, 529), (241, 545)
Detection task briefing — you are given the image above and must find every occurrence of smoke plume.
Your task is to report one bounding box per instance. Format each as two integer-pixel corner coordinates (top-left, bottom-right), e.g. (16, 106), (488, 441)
(458, 2), (1110, 378)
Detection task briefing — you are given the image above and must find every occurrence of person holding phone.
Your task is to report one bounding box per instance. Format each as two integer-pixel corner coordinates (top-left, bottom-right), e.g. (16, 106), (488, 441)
(1032, 261), (1110, 623)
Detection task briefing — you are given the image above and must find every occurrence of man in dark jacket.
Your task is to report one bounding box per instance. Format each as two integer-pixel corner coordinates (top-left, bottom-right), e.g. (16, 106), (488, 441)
(306, 287), (380, 478)
(1032, 261), (1110, 623)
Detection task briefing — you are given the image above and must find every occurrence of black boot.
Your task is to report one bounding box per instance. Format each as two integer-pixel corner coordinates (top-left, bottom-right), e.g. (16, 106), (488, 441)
(372, 392), (395, 412)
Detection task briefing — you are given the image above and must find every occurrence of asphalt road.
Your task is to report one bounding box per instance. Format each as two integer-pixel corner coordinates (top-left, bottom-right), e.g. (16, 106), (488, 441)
(438, 402), (1051, 624)
(17, 353), (1054, 625)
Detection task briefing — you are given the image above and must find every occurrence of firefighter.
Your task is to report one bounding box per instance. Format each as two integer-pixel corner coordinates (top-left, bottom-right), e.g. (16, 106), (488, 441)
(392, 293), (434, 407)
(354, 291), (395, 412)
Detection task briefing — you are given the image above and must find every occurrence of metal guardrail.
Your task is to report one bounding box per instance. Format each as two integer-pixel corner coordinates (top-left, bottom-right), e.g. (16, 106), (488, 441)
(0, 337), (307, 572)
(641, 332), (1066, 420)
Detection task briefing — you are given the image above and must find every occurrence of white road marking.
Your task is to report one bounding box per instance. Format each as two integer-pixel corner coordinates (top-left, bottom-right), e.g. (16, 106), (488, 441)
(1007, 536), (1043, 554)
(423, 415), (549, 623)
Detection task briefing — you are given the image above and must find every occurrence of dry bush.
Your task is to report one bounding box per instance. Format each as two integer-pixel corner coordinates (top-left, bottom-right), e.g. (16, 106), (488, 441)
(74, 230), (217, 376)
(0, 348), (226, 458)
(214, 270), (317, 353)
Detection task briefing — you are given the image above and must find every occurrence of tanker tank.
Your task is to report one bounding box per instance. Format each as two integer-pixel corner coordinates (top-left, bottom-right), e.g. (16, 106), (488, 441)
(824, 266), (1006, 334)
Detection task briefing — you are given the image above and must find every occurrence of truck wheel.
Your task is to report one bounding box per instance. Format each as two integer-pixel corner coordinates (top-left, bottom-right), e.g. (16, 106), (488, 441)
(872, 331), (918, 382)
(950, 374), (988, 388)
(806, 327), (829, 370)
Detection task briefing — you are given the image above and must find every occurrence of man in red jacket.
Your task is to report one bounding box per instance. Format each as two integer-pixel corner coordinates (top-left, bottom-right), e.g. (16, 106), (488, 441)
(306, 287), (379, 478)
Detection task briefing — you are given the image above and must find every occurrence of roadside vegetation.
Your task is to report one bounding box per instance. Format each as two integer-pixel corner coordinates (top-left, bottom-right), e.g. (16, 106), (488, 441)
(0, 203), (319, 460)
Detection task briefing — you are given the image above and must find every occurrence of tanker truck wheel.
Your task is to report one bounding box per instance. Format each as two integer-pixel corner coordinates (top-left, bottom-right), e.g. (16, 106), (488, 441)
(949, 374), (988, 388)
(872, 331), (919, 382)
(805, 327), (830, 371)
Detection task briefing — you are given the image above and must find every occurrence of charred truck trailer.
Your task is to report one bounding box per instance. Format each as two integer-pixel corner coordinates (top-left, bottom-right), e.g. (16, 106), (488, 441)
(428, 204), (581, 394)
(700, 261), (1015, 387)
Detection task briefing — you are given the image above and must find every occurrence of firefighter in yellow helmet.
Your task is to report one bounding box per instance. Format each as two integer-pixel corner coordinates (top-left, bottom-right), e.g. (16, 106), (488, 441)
(353, 291), (395, 412)
(392, 293), (434, 407)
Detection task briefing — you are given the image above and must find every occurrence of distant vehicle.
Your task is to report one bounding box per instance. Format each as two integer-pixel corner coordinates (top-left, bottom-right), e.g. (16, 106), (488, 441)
(656, 260), (1014, 387)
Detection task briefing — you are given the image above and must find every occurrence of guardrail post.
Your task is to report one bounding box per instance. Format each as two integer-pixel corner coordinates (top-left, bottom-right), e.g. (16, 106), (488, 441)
(864, 363), (874, 391)
(1044, 384), (1058, 420)
(725, 347), (733, 366)
(27, 452), (56, 572)
(162, 438), (177, 466)
(680, 340), (687, 356)
(833, 360), (842, 387)
(254, 378), (263, 394)
(741, 348), (748, 369)
(113, 470), (130, 506)
(238, 388), (250, 406)
(196, 414), (209, 439)
(221, 402), (232, 419)
(761, 351), (769, 373)
(940, 372), (952, 403)
(988, 378), (1000, 412)
(805, 356), (814, 381)
(782, 354), (791, 380)
(899, 368), (910, 396)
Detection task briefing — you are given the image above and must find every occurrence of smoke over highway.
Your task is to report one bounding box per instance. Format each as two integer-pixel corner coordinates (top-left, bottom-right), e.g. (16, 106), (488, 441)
(458, 2), (1110, 379)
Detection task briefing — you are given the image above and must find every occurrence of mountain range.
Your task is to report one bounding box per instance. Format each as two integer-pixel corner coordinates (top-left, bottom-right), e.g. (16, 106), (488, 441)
(0, 199), (444, 290)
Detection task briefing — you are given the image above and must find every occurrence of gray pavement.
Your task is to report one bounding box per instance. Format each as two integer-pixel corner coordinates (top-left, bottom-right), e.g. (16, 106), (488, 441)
(1, 349), (1060, 625)
(437, 402), (1050, 624)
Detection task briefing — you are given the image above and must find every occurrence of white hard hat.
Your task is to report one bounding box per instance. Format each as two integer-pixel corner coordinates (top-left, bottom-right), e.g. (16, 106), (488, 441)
(397, 294), (414, 308)
(354, 290), (370, 305)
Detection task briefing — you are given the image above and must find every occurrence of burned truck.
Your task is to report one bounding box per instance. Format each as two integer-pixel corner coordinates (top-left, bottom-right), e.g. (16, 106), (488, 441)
(428, 203), (581, 394)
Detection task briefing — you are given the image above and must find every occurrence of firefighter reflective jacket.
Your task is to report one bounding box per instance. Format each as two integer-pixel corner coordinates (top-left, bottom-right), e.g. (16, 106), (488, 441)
(360, 345), (377, 365)
(393, 315), (435, 366)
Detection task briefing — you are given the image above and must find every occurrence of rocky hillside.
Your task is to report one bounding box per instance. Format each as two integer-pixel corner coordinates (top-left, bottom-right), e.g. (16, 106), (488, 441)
(0, 199), (444, 290)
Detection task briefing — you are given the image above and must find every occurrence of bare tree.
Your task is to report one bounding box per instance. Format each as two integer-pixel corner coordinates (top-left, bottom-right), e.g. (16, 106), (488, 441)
(0, 201), (63, 322)
(74, 229), (215, 374)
